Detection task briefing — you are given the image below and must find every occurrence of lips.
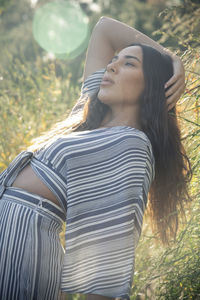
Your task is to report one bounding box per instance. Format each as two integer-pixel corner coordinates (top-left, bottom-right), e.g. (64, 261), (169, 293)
(101, 75), (114, 85)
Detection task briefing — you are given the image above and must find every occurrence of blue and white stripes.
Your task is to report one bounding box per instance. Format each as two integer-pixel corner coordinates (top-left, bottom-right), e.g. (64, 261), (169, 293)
(58, 127), (154, 299)
(0, 68), (155, 299)
(70, 68), (105, 117)
(0, 187), (64, 300)
(0, 151), (33, 198)
(32, 125), (154, 298)
(30, 65), (155, 298)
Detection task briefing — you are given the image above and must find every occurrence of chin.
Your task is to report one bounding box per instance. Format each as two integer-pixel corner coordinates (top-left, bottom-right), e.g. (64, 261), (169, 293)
(98, 91), (114, 105)
(97, 93), (107, 104)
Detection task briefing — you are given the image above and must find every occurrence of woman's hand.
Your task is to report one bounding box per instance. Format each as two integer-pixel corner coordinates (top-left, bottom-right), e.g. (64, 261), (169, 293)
(165, 56), (185, 111)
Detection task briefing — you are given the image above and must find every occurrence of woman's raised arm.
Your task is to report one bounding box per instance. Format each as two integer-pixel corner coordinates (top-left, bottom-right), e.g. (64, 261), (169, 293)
(83, 16), (185, 109)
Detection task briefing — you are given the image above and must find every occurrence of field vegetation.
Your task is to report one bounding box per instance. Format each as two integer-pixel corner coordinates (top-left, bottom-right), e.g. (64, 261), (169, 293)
(0, 0), (199, 299)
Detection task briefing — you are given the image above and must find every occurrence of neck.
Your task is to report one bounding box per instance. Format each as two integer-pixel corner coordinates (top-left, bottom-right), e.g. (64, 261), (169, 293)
(100, 104), (140, 129)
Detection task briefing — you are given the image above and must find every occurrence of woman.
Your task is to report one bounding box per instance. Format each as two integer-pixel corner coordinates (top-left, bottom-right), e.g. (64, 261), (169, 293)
(0, 17), (191, 300)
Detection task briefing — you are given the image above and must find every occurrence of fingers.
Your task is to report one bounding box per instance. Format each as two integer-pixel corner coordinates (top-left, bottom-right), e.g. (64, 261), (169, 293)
(165, 75), (185, 111)
(164, 55), (185, 111)
(166, 87), (185, 111)
(165, 78), (185, 98)
(165, 74), (179, 90)
(167, 103), (175, 111)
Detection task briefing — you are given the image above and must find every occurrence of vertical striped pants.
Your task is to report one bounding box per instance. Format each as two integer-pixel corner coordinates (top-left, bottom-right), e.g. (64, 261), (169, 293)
(0, 187), (65, 300)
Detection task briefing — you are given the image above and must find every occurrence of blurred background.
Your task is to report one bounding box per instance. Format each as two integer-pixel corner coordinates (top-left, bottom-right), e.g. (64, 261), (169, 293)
(0, 0), (199, 299)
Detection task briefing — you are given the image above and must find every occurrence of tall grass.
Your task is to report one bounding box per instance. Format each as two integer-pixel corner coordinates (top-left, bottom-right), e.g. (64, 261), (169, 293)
(0, 1), (199, 299)
(130, 1), (200, 298)
(0, 51), (80, 169)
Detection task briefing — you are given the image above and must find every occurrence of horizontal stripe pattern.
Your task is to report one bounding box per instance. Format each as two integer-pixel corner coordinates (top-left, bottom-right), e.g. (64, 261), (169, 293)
(0, 151), (33, 198)
(70, 68), (105, 116)
(81, 68), (106, 95)
(30, 158), (68, 213)
(33, 126), (154, 298)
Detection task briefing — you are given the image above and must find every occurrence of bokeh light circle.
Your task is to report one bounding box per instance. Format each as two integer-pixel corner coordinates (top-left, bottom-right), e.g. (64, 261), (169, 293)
(33, 1), (89, 59)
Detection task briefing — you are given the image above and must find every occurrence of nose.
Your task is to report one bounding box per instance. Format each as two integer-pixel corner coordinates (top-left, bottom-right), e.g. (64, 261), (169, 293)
(106, 60), (118, 73)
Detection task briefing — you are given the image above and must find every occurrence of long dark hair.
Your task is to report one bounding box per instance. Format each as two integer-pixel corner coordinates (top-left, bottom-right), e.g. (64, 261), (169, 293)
(134, 44), (192, 243)
(73, 44), (192, 244)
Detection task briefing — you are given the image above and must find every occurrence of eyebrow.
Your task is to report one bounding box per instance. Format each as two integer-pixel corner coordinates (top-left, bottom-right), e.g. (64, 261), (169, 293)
(112, 55), (141, 63)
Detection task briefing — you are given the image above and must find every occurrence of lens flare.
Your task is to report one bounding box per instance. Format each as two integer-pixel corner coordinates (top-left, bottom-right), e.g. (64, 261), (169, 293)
(33, 1), (89, 59)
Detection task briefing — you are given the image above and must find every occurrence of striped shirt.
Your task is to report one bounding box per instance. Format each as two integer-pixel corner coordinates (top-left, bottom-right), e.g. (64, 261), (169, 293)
(31, 70), (155, 298)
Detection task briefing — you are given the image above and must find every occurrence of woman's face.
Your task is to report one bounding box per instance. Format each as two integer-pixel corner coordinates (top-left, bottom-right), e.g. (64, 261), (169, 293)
(98, 46), (144, 107)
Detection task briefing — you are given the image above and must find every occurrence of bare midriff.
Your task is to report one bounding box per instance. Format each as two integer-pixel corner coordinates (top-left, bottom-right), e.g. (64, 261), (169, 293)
(11, 164), (61, 208)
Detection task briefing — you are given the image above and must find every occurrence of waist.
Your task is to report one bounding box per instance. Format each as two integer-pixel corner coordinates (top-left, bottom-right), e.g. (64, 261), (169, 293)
(1, 186), (66, 223)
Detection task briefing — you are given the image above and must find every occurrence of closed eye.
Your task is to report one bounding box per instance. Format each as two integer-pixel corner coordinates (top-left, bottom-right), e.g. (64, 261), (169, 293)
(125, 62), (135, 67)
